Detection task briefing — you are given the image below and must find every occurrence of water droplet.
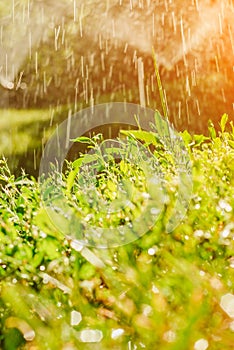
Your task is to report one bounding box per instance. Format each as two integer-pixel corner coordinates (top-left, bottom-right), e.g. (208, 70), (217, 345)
(24, 329), (35, 342)
(111, 328), (124, 339)
(79, 329), (103, 343)
(142, 305), (152, 317)
(70, 240), (83, 252)
(79, 280), (95, 292)
(194, 230), (204, 238)
(220, 293), (234, 318)
(210, 277), (222, 290)
(194, 339), (209, 350)
(152, 284), (160, 294)
(229, 258), (234, 269)
(148, 247), (156, 256)
(220, 223), (234, 239)
(218, 199), (232, 212)
(40, 231), (47, 238)
(230, 320), (234, 332)
(70, 310), (82, 326)
(150, 207), (160, 215)
(163, 330), (176, 343)
(142, 192), (150, 199)
(204, 232), (211, 239)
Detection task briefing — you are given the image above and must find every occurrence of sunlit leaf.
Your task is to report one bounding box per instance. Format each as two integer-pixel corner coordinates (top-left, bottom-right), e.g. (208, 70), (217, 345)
(220, 113), (228, 133)
(121, 129), (159, 146)
(228, 140), (234, 149)
(208, 121), (216, 140)
(71, 136), (92, 144)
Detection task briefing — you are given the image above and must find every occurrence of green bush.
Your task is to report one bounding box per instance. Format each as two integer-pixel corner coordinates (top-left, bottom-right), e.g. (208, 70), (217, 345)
(0, 115), (234, 349)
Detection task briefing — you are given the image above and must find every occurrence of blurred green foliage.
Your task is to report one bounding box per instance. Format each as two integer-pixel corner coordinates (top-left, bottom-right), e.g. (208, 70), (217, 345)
(0, 116), (234, 349)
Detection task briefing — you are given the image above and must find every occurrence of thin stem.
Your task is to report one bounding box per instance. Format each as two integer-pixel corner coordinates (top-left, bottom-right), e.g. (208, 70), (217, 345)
(152, 47), (168, 120)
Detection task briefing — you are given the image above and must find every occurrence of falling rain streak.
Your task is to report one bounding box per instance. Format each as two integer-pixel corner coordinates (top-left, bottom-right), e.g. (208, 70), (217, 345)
(138, 58), (146, 108)
(0, 0), (233, 174)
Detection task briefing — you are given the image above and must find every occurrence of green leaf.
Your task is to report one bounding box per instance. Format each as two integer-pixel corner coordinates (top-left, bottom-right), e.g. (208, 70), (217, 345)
(119, 160), (128, 173)
(228, 140), (234, 149)
(66, 157), (87, 193)
(193, 134), (209, 146)
(14, 245), (33, 262)
(105, 147), (125, 156)
(81, 153), (99, 164)
(181, 130), (192, 147)
(79, 262), (96, 280)
(230, 121), (234, 136)
(71, 136), (92, 144)
(3, 328), (25, 350)
(34, 208), (63, 239)
(208, 121), (216, 140)
(66, 166), (80, 193)
(68, 153), (100, 192)
(220, 113), (228, 133)
(121, 129), (159, 146)
(213, 136), (222, 147)
(107, 179), (117, 192)
(32, 251), (44, 268)
(37, 237), (61, 260)
(72, 157), (84, 168)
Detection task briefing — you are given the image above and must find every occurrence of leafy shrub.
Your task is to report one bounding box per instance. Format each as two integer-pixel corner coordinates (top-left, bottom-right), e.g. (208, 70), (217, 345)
(0, 115), (234, 349)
